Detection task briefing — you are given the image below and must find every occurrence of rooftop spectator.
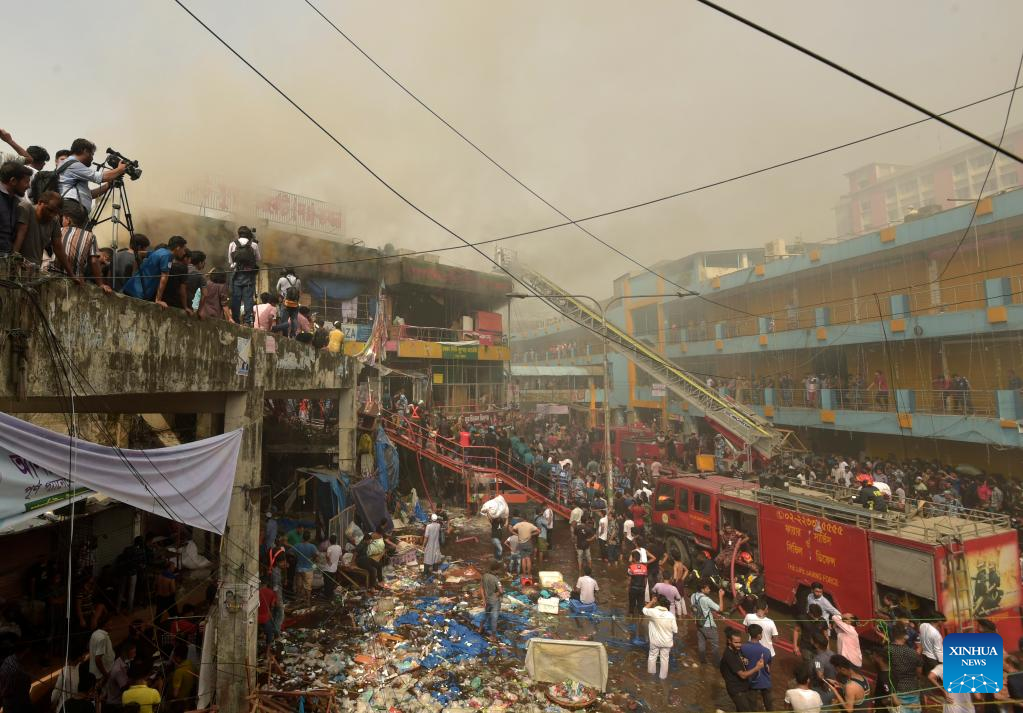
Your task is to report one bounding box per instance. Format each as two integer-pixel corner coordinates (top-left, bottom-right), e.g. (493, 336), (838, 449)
(228, 226), (260, 326)
(0, 160), (32, 255)
(198, 269), (232, 322)
(122, 235), (188, 305)
(56, 205), (111, 294)
(112, 233), (150, 291)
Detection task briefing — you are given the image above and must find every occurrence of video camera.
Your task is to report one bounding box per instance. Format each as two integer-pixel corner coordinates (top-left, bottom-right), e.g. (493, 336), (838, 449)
(103, 147), (142, 181)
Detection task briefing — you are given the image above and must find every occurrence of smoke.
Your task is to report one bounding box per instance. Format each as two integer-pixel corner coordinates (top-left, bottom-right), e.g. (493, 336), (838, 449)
(7, 0), (1023, 302)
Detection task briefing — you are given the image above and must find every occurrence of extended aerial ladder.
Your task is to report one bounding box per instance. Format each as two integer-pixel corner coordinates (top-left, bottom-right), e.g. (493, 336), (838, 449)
(501, 252), (784, 460)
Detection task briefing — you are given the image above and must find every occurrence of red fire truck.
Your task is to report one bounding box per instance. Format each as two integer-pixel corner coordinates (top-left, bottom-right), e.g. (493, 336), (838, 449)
(590, 425), (662, 463)
(652, 474), (1022, 645)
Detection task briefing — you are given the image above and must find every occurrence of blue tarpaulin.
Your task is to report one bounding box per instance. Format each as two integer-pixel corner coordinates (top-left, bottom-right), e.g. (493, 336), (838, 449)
(375, 423), (399, 492)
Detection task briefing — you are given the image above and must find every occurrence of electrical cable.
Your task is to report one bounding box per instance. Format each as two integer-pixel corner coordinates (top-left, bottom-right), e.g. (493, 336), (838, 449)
(300, 0), (703, 303)
(693, 0), (1023, 165)
(937, 48), (1023, 279)
(166, 0), (763, 405)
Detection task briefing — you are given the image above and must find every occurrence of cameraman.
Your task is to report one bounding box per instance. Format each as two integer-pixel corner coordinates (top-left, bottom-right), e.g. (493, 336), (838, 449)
(57, 139), (129, 227)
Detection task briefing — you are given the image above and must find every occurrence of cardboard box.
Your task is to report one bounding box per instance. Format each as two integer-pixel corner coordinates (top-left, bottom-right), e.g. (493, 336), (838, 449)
(539, 571), (564, 587)
(537, 597), (561, 614)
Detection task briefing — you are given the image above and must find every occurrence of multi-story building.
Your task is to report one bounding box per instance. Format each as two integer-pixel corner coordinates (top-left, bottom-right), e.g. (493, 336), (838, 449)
(834, 125), (1023, 237)
(513, 189), (1023, 474)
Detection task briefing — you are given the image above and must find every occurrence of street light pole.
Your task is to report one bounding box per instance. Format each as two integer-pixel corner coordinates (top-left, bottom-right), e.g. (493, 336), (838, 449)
(507, 291), (685, 515)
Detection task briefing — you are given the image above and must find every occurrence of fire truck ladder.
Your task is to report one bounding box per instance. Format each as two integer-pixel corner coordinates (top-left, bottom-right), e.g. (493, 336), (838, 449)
(380, 411), (573, 519)
(502, 255), (784, 459)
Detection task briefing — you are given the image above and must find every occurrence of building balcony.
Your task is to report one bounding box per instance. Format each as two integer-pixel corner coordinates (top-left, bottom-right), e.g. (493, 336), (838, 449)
(732, 387), (1023, 447)
(668, 276), (1023, 358)
(516, 388), (604, 404)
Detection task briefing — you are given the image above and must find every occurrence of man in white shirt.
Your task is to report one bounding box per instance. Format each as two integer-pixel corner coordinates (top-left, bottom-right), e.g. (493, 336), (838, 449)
(784, 667), (823, 713)
(596, 514), (609, 562)
(569, 504), (584, 537)
(323, 534), (343, 599)
(88, 616), (116, 679)
(927, 664), (975, 713)
(806, 582), (841, 621)
(575, 567), (599, 605)
(623, 517), (635, 544)
(742, 599), (780, 656)
(918, 613), (944, 672)
(642, 594), (678, 680)
(634, 481), (652, 501)
(650, 461), (662, 478)
(541, 505), (554, 545)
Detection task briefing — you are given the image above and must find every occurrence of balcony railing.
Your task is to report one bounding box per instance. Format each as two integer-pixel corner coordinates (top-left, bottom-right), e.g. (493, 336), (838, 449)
(681, 275), (1023, 342)
(388, 324), (506, 344)
(744, 387), (1000, 419)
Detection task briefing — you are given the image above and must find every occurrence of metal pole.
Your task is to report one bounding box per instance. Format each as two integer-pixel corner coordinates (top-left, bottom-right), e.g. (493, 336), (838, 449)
(601, 305), (614, 513)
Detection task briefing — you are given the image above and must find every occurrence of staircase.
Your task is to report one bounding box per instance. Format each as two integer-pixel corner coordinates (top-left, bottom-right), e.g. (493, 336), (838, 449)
(502, 254), (783, 459)
(379, 411), (572, 519)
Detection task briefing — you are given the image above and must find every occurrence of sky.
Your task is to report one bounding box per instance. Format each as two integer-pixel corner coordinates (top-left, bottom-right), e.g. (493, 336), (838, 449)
(6, 0), (1023, 305)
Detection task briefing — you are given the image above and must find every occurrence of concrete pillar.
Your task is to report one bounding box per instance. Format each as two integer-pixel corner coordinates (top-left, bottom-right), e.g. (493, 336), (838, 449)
(997, 390), (1022, 420)
(757, 317), (770, 334)
(338, 367), (360, 474)
(714, 323), (725, 340)
(215, 388), (264, 713)
(895, 389), (916, 413)
(814, 307), (830, 327)
(890, 294), (910, 318)
(679, 327), (688, 342)
(985, 278), (1013, 307)
(763, 387), (775, 406)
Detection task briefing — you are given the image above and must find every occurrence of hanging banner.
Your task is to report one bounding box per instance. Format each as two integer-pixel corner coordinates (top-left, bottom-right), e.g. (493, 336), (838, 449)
(0, 412), (242, 534)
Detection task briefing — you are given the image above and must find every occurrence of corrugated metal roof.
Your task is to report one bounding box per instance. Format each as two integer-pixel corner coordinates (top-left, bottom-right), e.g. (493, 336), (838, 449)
(511, 364), (602, 377)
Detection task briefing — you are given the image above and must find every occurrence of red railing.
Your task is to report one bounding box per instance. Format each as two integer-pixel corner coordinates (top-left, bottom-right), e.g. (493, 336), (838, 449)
(379, 410), (572, 518)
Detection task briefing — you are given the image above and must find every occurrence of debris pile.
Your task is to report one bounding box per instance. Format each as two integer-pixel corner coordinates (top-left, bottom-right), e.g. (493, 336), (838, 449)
(268, 555), (649, 713)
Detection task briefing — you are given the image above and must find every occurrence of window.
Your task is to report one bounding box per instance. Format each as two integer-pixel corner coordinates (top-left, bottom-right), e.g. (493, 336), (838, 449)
(952, 162), (969, 197)
(654, 484), (676, 511)
(676, 488), (689, 512)
(885, 189), (898, 223)
(693, 492), (712, 514)
(858, 199), (872, 230)
(631, 304), (659, 340)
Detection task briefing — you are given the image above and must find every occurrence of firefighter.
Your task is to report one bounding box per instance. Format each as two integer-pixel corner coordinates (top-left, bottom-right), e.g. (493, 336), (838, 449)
(731, 557), (764, 613)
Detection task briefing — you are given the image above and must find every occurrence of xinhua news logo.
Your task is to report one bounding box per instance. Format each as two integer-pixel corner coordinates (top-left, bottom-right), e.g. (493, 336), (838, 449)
(943, 633), (1003, 693)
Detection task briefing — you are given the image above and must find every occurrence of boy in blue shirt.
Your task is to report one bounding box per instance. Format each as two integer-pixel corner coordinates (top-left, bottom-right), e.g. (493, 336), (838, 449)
(741, 622), (773, 711)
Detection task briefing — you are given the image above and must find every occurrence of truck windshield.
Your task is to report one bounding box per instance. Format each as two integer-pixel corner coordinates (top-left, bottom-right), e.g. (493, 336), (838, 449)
(654, 484), (675, 511)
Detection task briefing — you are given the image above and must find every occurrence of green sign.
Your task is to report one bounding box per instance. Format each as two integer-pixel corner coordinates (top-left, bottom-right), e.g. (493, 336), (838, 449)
(441, 345), (477, 360)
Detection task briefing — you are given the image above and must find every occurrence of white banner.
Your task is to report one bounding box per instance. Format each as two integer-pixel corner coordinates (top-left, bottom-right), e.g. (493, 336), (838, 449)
(0, 412), (243, 534)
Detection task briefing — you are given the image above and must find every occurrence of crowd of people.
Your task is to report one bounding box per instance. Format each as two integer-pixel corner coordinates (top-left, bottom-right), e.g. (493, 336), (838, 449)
(0, 528), (215, 713)
(0, 130), (356, 351)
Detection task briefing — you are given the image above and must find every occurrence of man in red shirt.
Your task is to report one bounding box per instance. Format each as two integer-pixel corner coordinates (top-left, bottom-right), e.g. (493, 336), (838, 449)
(258, 578), (278, 651)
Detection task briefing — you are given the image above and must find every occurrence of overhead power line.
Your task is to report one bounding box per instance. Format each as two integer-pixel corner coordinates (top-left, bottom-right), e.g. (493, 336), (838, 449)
(693, 0), (1023, 165)
(166, 0), (651, 361)
(937, 48), (1023, 278)
(302, 0), (701, 300)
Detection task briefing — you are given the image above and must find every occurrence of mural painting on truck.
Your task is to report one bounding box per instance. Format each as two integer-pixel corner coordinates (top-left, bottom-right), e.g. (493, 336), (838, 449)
(937, 530), (1023, 646)
(758, 503), (874, 621)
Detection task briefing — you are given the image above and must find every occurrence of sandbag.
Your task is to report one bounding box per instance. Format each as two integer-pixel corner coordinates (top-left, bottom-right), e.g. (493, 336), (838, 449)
(480, 494), (508, 520)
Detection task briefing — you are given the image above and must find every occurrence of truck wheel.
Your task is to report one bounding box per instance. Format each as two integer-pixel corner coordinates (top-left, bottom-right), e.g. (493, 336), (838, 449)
(665, 535), (691, 569)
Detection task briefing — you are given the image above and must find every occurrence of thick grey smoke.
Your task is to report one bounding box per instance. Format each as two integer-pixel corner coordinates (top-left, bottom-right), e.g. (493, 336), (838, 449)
(5, 0), (1022, 301)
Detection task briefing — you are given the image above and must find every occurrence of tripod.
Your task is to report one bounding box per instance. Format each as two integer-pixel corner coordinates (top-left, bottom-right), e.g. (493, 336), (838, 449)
(88, 178), (136, 250)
